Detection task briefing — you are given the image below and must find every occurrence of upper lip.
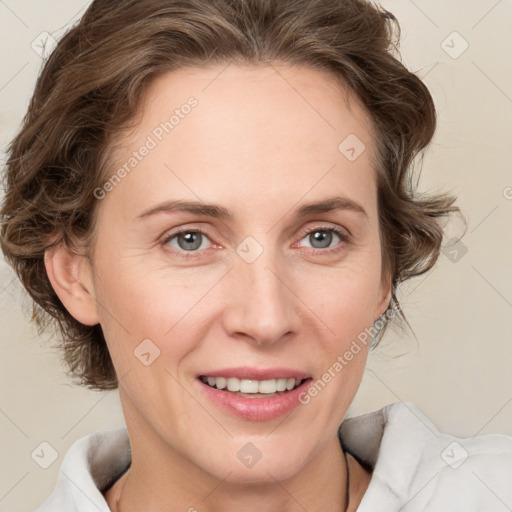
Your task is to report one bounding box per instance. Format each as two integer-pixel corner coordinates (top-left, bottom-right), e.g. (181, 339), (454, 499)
(198, 367), (311, 381)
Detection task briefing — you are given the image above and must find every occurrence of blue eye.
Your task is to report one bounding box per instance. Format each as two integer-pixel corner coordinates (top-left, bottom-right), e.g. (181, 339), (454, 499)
(161, 225), (349, 260)
(297, 226), (349, 253)
(302, 229), (338, 249)
(163, 229), (212, 254)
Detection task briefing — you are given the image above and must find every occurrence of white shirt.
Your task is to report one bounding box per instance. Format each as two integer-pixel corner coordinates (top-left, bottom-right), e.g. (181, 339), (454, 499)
(35, 401), (512, 511)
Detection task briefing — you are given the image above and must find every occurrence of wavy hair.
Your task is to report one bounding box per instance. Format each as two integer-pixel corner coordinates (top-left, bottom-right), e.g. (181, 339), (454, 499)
(0, 0), (462, 390)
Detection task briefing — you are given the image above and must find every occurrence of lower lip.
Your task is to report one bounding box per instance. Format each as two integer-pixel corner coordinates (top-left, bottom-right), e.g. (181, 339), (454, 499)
(197, 378), (313, 421)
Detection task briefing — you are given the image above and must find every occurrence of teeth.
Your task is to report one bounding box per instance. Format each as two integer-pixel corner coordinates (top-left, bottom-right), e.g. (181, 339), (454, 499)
(226, 377), (240, 392)
(201, 376), (304, 394)
(286, 378), (296, 390)
(276, 378), (287, 392)
(240, 379), (259, 393)
(258, 379), (277, 394)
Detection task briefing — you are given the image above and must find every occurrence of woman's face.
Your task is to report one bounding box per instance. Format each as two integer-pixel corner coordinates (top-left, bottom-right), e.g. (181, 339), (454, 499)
(86, 63), (391, 482)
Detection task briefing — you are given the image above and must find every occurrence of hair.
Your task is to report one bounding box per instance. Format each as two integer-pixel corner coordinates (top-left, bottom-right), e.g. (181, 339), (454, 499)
(0, 0), (462, 391)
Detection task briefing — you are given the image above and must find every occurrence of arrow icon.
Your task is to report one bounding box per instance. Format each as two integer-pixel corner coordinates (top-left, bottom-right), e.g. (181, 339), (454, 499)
(31, 441), (59, 469)
(134, 338), (161, 365)
(441, 441), (468, 469)
(441, 31), (468, 59)
(338, 134), (365, 161)
(236, 236), (263, 263)
(237, 442), (263, 468)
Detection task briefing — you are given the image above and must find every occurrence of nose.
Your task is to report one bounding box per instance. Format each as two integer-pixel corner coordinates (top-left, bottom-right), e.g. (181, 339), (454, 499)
(221, 248), (301, 347)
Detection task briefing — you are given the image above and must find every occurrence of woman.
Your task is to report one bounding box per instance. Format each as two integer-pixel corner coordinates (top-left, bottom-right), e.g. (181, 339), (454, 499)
(1, 0), (511, 510)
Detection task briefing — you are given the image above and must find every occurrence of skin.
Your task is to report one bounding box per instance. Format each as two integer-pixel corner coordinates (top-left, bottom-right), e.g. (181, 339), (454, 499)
(45, 63), (391, 512)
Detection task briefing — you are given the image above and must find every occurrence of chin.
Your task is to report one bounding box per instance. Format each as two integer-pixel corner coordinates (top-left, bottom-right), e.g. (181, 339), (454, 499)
(220, 461), (305, 485)
(200, 440), (312, 484)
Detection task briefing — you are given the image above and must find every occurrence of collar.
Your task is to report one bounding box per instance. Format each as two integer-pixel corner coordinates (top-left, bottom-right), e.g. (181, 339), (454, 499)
(35, 401), (464, 511)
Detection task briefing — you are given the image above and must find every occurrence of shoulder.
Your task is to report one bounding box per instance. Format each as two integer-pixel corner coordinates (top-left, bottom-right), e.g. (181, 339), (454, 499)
(35, 426), (130, 512)
(339, 401), (512, 511)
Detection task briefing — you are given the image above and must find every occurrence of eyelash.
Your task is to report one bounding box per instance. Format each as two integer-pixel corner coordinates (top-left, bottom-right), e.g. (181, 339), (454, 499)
(161, 225), (350, 260)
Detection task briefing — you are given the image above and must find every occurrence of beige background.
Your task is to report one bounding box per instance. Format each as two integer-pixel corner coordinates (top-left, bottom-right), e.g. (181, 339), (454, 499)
(1, 1), (511, 510)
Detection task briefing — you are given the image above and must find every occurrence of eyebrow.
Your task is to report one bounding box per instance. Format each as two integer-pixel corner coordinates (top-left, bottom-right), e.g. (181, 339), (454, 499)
(136, 196), (368, 221)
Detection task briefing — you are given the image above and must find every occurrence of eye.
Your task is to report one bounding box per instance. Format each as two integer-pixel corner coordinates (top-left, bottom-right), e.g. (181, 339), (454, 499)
(161, 225), (349, 259)
(297, 225), (348, 253)
(162, 228), (213, 255)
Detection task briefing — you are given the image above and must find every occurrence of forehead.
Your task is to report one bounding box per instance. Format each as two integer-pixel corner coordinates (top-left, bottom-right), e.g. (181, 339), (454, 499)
(104, 63), (379, 219)
(113, 62), (377, 157)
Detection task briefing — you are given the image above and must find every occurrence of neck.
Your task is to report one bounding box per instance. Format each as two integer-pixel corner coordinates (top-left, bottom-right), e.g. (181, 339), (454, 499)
(109, 418), (350, 512)
(105, 390), (355, 512)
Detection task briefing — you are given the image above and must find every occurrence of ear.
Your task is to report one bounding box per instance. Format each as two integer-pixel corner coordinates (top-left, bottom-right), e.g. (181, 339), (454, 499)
(44, 243), (100, 326)
(374, 274), (392, 321)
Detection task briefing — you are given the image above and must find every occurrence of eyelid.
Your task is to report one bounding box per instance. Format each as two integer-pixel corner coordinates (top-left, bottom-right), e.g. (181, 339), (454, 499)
(160, 225), (219, 258)
(296, 223), (350, 241)
(293, 223), (351, 252)
(161, 222), (350, 258)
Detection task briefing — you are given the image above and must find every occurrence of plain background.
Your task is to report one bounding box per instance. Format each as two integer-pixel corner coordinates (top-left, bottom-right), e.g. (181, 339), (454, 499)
(0, 0), (511, 510)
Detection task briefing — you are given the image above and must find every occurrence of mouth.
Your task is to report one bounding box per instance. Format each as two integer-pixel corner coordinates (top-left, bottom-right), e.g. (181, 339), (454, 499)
(196, 368), (313, 421)
(199, 375), (307, 398)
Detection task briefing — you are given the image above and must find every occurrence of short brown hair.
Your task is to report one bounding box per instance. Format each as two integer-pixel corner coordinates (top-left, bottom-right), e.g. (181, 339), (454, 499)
(0, 0), (462, 391)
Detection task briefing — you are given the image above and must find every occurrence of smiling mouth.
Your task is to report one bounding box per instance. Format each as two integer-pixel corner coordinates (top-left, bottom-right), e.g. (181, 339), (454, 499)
(199, 376), (309, 398)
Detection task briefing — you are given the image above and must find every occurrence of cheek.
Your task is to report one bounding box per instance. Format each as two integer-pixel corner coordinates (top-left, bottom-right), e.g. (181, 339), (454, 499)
(292, 262), (381, 399)
(303, 276), (374, 419)
(92, 257), (223, 369)
(304, 263), (382, 334)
